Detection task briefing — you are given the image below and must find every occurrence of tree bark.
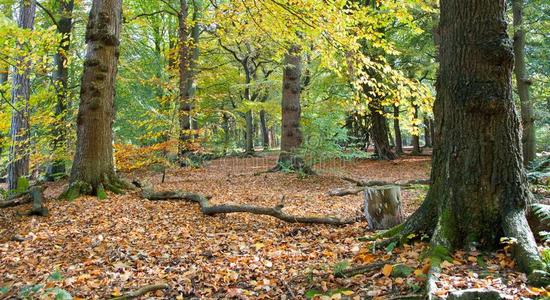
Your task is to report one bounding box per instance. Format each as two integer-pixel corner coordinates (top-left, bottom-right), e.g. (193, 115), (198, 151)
(66, 0), (126, 198)
(368, 102), (396, 160)
(276, 46), (309, 172)
(393, 106), (403, 155)
(260, 110), (269, 150)
(7, 0), (36, 190)
(513, 0), (535, 166)
(177, 0), (192, 159)
(47, 0), (75, 180)
(395, 0), (544, 277)
(411, 104), (422, 155)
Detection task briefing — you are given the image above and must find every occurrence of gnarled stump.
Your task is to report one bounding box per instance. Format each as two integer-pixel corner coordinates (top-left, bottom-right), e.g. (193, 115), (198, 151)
(364, 185), (403, 230)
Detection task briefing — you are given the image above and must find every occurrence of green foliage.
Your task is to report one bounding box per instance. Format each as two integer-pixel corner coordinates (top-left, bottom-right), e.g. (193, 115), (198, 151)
(332, 260), (350, 277)
(532, 204), (550, 232)
(391, 264), (413, 278)
(15, 176), (29, 194)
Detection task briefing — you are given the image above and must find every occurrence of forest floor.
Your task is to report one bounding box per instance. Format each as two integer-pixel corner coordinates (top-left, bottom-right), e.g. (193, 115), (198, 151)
(0, 153), (547, 299)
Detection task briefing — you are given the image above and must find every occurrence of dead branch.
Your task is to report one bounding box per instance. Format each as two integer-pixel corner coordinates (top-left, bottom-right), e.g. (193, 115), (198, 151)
(340, 177), (430, 188)
(142, 185), (358, 225)
(327, 187), (364, 196)
(336, 260), (392, 278)
(111, 283), (169, 300)
(0, 195), (31, 208)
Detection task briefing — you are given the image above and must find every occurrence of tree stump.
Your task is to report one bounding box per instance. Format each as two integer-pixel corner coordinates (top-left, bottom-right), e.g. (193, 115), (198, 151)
(364, 185), (403, 230)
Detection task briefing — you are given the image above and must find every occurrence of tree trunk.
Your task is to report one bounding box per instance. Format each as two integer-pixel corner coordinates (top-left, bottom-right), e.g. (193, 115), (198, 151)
(7, 0), (36, 190)
(66, 0), (126, 198)
(177, 0), (192, 159)
(259, 109), (269, 150)
(513, 0), (535, 166)
(396, 0), (543, 276)
(424, 117), (432, 148)
(276, 46), (309, 172)
(368, 102), (396, 160)
(0, 57), (7, 159)
(47, 0), (75, 180)
(190, 0), (201, 140)
(411, 104), (422, 155)
(393, 106), (403, 155)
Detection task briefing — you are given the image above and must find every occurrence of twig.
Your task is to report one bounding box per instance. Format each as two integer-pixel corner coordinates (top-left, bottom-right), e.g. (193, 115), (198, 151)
(336, 260), (392, 278)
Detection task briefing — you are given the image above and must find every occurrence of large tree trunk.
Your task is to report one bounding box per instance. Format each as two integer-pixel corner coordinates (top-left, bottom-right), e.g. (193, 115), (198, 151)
(368, 102), (396, 160)
(392, 0), (544, 278)
(177, 0), (192, 159)
(276, 46), (309, 172)
(512, 0), (535, 166)
(393, 106), (403, 155)
(66, 0), (126, 198)
(7, 0), (36, 190)
(47, 0), (75, 180)
(411, 104), (422, 155)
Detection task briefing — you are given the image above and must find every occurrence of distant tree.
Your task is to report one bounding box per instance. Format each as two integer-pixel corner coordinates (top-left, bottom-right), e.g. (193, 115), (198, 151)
(64, 0), (128, 199)
(41, 0), (76, 179)
(275, 46), (311, 172)
(512, 0), (536, 166)
(393, 106), (403, 155)
(7, 0), (36, 190)
(383, 0), (547, 281)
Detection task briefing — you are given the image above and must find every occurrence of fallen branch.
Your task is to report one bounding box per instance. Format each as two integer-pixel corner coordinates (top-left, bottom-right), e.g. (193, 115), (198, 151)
(336, 260), (392, 278)
(111, 283), (169, 300)
(328, 178), (429, 197)
(142, 185), (358, 225)
(327, 187), (364, 196)
(0, 194), (31, 208)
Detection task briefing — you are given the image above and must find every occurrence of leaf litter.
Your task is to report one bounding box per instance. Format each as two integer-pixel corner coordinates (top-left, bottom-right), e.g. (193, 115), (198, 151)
(0, 154), (546, 299)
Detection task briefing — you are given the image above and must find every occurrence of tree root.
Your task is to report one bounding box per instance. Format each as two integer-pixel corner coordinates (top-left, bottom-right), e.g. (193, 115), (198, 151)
(110, 283), (169, 300)
(142, 184), (358, 225)
(336, 260), (392, 278)
(60, 175), (134, 201)
(341, 177), (430, 188)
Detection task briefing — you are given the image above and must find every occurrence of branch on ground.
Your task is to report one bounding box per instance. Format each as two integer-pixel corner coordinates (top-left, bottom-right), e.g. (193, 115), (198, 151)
(110, 283), (169, 300)
(140, 182), (358, 225)
(328, 178), (430, 197)
(336, 260), (392, 278)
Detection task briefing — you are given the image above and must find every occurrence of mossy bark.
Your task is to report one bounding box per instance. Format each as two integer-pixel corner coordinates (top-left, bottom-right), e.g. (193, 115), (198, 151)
(386, 0), (545, 281)
(66, 0), (128, 199)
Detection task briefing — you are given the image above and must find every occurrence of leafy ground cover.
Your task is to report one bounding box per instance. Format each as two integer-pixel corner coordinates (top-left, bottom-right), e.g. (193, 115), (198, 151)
(0, 154), (546, 299)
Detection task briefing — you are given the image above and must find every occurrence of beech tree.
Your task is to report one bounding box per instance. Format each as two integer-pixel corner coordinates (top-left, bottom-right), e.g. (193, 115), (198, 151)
(274, 46), (310, 173)
(379, 0), (547, 284)
(64, 0), (128, 199)
(512, 0), (536, 166)
(7, 0), (36, 190)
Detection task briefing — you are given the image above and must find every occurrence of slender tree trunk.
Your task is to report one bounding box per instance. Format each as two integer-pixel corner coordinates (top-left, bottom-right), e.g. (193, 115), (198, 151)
(423, 117), (432, 148)
(244, 110), (254, 154)
(177, 0), (192, 159)
(259, 110), (269, 150)
(47, 0), (75, 180)
(513, 0), (535, 166)
(393, 106), (403, 155)
(429, 118), (435, 147)
(395, 0), (543, 276)
(7, 0), (36, 190)
(411, 104), (422, 155)
(0, 60), (7, 160)
(276, 46), (309, 172)
(190, 0), (201, 140)
(65, 0), (126, 198)
(368, 102), (396, 160)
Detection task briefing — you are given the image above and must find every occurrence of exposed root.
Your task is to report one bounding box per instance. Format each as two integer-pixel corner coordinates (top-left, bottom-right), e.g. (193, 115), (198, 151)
(336, 260), (393, 278)
(60, 175), (134, 200)
(110, 283), (169, 300)
(142, 184), (358, 225)
(341, 177), (430, 188)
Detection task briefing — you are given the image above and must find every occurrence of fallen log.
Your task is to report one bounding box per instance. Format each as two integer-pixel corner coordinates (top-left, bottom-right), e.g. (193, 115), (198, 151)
(111, 283), (169, 300)
(142, 185), (358, 225)
(0, 195), (31, 208)
(342, 177), (430, 187)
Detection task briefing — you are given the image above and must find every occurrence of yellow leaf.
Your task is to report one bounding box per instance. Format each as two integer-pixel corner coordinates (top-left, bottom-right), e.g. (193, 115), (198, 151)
(342, 290), (354, 296)
(111, 288), (121, 297)
(382, 264), (393, 277)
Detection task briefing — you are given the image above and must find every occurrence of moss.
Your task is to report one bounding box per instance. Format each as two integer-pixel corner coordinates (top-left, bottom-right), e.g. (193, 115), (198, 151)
(96, 184), (107, 200)
(439, 208), (458, 245)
